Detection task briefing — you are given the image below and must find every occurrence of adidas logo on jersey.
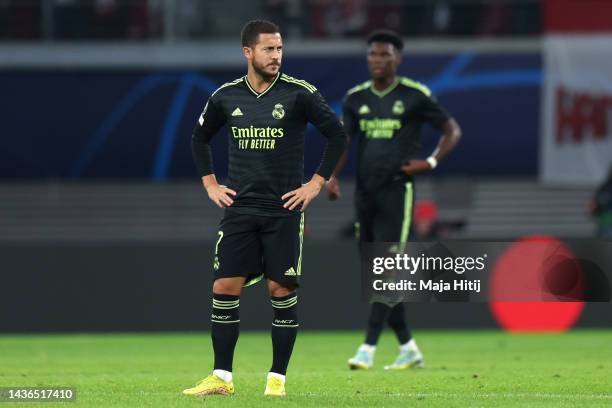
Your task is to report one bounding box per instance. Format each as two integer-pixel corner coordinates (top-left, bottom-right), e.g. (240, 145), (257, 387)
(358, 104), (370, 115)
(284, 267), (297, 276)
(231, 107), (243, 116)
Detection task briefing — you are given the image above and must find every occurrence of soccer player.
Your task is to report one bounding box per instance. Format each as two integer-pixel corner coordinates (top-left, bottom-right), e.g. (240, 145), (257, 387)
(182, 20), (346, 397)
(328, 29), (461, 370)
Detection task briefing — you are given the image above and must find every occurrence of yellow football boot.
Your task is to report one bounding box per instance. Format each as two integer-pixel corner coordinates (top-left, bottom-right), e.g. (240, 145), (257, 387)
(264, 375), (286, 397)
(182, 374), (234, 396)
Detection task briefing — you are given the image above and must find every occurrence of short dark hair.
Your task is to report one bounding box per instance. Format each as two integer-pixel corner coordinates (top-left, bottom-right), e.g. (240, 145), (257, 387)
(241, 20), (280, 47)
(367, 29), (404, 51)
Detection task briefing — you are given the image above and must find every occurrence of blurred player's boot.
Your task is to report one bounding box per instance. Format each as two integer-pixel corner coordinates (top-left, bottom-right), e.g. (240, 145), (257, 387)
(182, 373), (234, 396)
(384, 340), (424, 370)
(348, 344), (375, 369)
(264, 372), (286, 397)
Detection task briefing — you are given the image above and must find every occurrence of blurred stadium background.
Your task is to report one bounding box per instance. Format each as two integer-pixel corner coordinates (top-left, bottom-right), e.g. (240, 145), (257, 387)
(0, 0), (611, 334)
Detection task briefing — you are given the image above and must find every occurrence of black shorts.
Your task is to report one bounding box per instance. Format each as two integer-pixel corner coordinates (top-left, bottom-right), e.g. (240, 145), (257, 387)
(355, 180), (414, 243)
(213, 209), (305, 288)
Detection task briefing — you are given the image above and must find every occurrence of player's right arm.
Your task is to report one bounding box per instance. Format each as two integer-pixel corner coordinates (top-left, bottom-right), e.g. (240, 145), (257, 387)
(192, 96), (236, 208)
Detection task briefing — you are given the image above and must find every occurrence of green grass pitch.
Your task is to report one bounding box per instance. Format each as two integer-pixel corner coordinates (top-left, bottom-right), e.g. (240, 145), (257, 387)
(1, 330), (611, 407)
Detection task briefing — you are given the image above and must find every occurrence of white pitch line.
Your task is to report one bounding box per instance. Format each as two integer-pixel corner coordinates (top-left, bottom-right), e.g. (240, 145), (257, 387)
(293, 392), (612, 400)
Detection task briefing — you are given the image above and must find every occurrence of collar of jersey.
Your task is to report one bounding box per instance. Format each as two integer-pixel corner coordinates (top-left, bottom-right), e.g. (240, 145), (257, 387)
(244, 72), (281, 98)
(370, 77), (400, 98)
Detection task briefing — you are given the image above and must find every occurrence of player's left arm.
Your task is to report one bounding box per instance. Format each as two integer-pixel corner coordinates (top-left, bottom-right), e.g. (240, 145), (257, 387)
(325, 94), (356, 200)
(282, 90), (348, 211)
(401, 93), (462, 176)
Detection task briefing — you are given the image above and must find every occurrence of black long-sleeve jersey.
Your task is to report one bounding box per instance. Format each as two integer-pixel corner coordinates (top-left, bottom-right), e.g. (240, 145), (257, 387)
(192, 72), (347, 216)
(342, 77), (450, 192)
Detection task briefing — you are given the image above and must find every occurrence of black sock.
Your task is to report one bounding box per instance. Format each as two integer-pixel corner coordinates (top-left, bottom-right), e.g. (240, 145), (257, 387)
(270, 293), (298, 375)
(387, 302), (412, 345)
(211, 293), (240, 372)
(365, 302), (392, 345)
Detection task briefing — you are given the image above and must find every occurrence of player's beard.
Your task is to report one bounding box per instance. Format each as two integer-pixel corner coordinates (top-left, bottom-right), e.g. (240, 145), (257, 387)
(253, 58), (280, 81)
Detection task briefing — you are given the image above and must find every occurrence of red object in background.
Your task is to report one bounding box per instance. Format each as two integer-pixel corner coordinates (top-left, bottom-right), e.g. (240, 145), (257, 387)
(490, 302), (584, 332)
(414, 200), (439, 222)
(556, 87), (612, 144)
(544, 0), (612, 33)
(489, 235), (585, 332)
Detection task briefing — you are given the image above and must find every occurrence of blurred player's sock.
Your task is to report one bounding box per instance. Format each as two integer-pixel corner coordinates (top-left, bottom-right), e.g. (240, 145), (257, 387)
(388, 302), (412, 344)
(348, 344), (375, 369)
(384, 339), (424, 370)
(264, 372), (286, 397)
(365, 302), (392, 345)
(270, 293), (298, 375)
(211, 294), (240, 372)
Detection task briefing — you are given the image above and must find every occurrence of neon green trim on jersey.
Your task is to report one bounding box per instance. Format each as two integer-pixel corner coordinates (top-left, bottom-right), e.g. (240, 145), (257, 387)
(347, 80), (372, 95)
(399, 77), (432, 97)
(280, 74), (317, 93)
(244, 72), (281, 98)
(400, 182), (414, 243)
(370, 78), (400, 98)
(243, 273), (264, 287)
(297, 212), (305, 276)
(210, 78), (244, 97)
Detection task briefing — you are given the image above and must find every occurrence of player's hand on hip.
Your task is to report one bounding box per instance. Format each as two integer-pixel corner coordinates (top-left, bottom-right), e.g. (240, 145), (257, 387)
(205, 183), (236, 208)
(401, 159), (432, 176)
(326, 176), (341, 201)
(282, 174), (326, 212)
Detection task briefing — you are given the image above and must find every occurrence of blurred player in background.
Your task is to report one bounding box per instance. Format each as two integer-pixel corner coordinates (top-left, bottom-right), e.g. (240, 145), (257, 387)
(328, 29), (461, 370)
(414, 200), (440, 240)
(591, 164), (612, 239)
(183, 20), (346, 397)
(414, 200), (467, 239)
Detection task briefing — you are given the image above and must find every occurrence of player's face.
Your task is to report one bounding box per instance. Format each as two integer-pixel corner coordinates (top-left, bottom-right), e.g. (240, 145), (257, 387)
(367, 42), (400, 80)
(246, 33), (283, 79)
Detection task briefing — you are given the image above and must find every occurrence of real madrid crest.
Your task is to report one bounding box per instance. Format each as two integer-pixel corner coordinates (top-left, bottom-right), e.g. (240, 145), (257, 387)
(272, 103), (285, 119)
(392, 100), (405, 115)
